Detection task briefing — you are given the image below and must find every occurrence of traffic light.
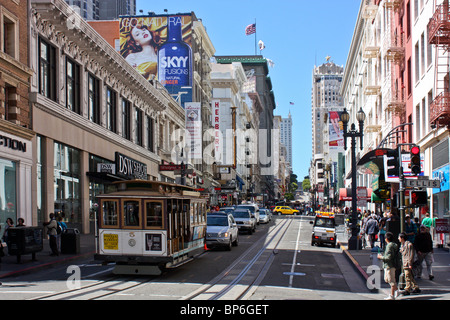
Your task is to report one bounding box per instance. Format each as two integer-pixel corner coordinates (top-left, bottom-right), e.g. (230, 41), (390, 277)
(410, 145), (421, 176)
(383, 149), (399, 181)
(410, 190), (427, 206)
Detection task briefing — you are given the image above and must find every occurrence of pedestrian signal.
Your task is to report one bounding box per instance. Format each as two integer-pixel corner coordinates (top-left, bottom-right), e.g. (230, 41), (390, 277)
(383, 149), (399, 179)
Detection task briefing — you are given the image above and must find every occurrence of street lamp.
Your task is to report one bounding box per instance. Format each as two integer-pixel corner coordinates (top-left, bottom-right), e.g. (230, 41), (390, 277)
(341, 107), (366, 250)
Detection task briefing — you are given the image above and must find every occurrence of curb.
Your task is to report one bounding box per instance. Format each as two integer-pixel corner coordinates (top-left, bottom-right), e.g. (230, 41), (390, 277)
(338, 240), (379, 293)
(0, 251), (96, 279)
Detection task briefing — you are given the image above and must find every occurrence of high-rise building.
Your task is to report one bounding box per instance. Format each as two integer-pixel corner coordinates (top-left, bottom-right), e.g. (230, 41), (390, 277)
(65, 0), (100, 20)
(310, 59), (344, 191)
(99, 0), (136, 20)
(280, 112), (292, 169)
(66, 0), (136, 20)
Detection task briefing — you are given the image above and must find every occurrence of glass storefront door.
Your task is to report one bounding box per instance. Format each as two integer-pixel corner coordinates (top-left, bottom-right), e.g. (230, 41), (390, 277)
(0, 159), (16, 231)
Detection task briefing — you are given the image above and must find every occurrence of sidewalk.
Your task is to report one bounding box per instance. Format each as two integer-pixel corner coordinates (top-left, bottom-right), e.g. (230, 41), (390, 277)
(337, 229), (450, 299)
(0, 233), (97, 280)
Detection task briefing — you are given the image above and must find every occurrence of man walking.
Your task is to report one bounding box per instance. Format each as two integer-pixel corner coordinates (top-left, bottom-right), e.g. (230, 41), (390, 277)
(398, 232), (421, 295)
(414, 225), (434, 280)
(365, 214), (379, 248)
(378, 232), (400, 300)
(43, 213), (59, 256)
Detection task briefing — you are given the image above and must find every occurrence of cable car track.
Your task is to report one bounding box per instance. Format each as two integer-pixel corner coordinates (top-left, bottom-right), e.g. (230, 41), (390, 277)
(182, 216), (296, 300)
(29, 275), (156, 300)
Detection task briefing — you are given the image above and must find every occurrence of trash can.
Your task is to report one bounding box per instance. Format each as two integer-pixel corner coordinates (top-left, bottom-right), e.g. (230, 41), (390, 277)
(61, 228), (80, 254)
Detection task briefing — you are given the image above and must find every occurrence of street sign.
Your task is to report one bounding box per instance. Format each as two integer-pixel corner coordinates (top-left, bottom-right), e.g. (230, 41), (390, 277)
(404, 179), (440, 188)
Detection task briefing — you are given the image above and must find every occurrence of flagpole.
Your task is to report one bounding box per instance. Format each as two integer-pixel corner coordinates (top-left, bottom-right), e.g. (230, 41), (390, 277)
(254, 19), (257, 55)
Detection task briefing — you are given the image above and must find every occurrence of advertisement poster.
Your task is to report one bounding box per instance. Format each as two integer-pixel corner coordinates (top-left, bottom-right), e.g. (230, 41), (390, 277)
(185, 102), (202, 160)
(328, 111), (344, 150)
(119, 15), (193, 105)
(145, 233), (162, 251)
(432, 165), (449, 195)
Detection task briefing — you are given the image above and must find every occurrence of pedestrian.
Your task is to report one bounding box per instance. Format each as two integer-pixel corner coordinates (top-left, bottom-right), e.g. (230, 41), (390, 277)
(16, 218), (26, 227)
(404, 215), (418, 243)
(379, 212), (388, 250)
(2, 218), (14, 244)
(43, 213), (59, 256)
(398, 232), (421, 296)
(56, 215), (67, 252)
(421, 213), (435, 230)
(414, 225), (434, 280)
(377, 232), (400, 300)
(361, 212), (370, 248)
(365, 214), (379, 248)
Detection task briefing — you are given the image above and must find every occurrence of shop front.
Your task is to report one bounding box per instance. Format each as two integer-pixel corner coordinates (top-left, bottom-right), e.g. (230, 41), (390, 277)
(0, 121), (34, 230)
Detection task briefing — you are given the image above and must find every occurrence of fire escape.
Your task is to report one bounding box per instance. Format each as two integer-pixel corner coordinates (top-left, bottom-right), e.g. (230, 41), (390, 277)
(384, 0), (406, 117)
(428, 0), (450, 128)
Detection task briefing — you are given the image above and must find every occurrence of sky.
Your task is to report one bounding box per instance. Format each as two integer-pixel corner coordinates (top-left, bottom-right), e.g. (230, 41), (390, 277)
(136, 0), (361, 180)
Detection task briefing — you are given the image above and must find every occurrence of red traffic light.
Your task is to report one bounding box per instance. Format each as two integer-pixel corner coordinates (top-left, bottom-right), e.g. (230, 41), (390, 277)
(411, 146), (420, 155)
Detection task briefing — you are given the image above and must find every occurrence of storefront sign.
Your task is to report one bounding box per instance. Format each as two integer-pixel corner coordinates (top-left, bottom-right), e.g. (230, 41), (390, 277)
(0, 134), (26, 153)
(115, 152), (147, 180)
(432, 165), (449, 194)
(97, 163), (116, 174)
(435, 219), (449, 234)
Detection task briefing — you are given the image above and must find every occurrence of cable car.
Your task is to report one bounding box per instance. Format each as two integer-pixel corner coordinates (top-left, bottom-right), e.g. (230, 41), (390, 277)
(94, 180), (207, 275)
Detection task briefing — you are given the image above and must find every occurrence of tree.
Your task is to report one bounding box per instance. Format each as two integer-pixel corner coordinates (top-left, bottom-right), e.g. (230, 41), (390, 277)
(302, 178), (311, 192)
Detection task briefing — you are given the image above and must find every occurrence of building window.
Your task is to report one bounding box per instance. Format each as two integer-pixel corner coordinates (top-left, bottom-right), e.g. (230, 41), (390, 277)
(88, 74), (100, 124)
(147, 116), (154, 153)
(66, 58), (81, 114)
(122, 99), (131, 140)
(39, 38), (57, 101)
(135, 107), (143, 146)
(54, 142), (81, 224)
(106, 87), (117, 133)
(2, 13), (17, 58)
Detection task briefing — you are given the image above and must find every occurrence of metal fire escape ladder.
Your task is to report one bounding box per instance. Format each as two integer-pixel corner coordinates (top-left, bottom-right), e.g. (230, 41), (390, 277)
(428, 0), (450, 127)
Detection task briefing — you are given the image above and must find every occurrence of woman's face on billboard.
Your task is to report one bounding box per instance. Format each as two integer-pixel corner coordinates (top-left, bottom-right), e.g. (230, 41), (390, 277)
(131, 26), (152, 47)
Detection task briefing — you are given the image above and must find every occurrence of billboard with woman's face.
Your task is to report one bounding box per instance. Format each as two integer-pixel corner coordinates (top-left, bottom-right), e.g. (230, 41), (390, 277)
(119, 15), (193, 102)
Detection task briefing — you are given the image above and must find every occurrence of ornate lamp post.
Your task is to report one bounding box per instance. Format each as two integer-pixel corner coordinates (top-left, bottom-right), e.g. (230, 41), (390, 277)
(340, 107), (366, 250)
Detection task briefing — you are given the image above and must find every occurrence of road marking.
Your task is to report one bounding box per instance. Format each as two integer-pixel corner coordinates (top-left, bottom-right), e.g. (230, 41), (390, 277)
(288, 220), (303, 288)
(284, 272), (306, 277)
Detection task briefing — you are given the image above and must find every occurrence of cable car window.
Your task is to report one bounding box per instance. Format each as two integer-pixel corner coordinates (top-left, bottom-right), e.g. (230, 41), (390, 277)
(145, 201), (163, 228)
(123, 199), (140, 227)
(101, 200), (119, 227)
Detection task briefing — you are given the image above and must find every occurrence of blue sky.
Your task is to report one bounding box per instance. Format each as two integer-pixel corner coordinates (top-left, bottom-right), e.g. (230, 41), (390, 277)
(136, 0), (360, 180)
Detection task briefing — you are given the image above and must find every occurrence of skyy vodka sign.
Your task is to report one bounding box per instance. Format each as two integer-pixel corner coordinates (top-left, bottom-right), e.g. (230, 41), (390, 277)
(158, 16), (193, 88)
(119, 14), (193, 105)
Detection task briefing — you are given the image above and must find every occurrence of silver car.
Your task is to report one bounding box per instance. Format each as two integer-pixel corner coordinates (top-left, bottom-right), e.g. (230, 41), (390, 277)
(206, 212), (239, 250)
(236, 204), (260, 225)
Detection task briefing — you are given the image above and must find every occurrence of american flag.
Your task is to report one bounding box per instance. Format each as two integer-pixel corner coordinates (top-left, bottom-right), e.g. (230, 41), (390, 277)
(245, 23), (256, 35)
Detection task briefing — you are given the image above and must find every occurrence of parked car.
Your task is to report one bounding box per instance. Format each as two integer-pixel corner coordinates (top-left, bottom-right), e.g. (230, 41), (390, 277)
(206, 212), (239, 250)
(258, 209), (271, 223)
(220, 207), (236, 214)
(273, 206), (299, 215)
(236, 204), (260, 224)
(231, 209), (256, 234)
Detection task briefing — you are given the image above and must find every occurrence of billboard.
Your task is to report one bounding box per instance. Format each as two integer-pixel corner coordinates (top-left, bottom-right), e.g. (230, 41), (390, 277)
(119, 14), (193, 105)
(329, 111), (344, 150)
(185, 102), (202, 160)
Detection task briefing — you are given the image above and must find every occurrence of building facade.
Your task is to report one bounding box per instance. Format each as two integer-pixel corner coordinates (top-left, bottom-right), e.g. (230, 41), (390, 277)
(280, 112), (292, 169)
(0, 0), (35, 230)
(215, 56), (277, 204)
(31, 0), (185, 233)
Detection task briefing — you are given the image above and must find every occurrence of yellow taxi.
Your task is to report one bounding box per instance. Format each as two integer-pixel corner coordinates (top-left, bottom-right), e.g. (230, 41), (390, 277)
(273, 206), (299, 215)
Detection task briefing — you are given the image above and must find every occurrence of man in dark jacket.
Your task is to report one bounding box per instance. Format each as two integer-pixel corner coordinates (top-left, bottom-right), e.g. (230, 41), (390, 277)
(365, 214), (379, 248)
(414, 225), (434, 280)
